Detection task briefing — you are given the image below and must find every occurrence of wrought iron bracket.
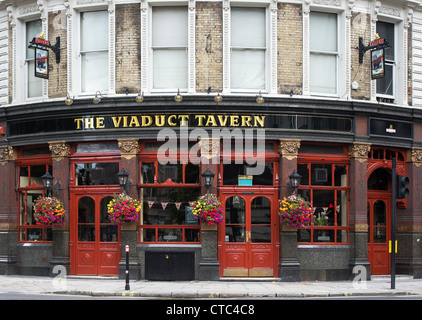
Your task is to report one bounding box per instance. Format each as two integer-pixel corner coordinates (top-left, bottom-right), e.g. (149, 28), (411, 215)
(28, 36), (61, 63)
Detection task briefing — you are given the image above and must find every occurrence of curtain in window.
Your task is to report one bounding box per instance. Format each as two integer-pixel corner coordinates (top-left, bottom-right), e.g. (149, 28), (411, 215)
(26, 20), (42, 98)
(231, 7), (266, 90)
(152, 7), (188, 90)
(81, 11), (109, 93)
(309, 12), (338, 95)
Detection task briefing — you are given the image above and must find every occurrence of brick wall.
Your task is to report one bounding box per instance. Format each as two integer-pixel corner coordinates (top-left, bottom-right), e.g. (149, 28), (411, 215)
(195, 2), (223, 93)
(350, 12), (371, 101)
(277, 3), (303, 95)
(115, 3), (141, 95)
(48, 11), (67, 99)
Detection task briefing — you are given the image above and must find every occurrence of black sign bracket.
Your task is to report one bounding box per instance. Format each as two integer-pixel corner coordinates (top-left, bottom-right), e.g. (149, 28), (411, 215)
(28, 36), (61, 64)
(358, 36), (390, 64)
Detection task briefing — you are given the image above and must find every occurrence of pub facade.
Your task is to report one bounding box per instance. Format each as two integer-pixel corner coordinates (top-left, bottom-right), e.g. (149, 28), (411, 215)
(0, 0), (421, 281)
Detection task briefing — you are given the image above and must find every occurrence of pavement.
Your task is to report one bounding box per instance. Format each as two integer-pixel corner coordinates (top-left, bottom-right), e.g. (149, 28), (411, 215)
(0, 274), (421, 299)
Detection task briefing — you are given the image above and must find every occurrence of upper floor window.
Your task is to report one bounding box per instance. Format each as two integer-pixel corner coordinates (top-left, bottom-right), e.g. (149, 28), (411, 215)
(376, 21), (395, 101)
(152, 6), (188, 90)
(25, 19), (42, 99)
(80, 10), (109, 93)
(230, 7), (266, 91)
(309, 12), (338, 95)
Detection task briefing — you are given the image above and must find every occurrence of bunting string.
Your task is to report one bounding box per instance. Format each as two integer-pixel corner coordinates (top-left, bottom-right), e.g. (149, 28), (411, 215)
(146, 201), (192, 210)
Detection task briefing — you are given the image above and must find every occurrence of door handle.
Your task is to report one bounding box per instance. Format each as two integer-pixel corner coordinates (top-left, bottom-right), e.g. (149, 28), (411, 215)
(245, 231), (251, 243)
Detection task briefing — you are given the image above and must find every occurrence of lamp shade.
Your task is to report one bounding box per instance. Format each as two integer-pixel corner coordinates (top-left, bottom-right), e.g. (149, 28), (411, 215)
(41, 171), (54, 189)
(289, 169), (301, 188)
(201, 168), (215, 188)
(117, 168), (129, 187)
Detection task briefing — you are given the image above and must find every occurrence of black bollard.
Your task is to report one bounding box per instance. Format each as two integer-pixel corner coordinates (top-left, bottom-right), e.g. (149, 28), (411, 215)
(125, 245), (130, 290)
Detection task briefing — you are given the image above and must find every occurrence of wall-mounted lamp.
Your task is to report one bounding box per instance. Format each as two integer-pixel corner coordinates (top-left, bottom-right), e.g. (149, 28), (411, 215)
(65, 92), (73, 106)
(201, 168), (215, 194)
(174, 89), (183, 102)
(256, 91), (264, 104)
(117, 168), (129, 194)
(288, 169), (302, 195)
(135, 91), (144, 103)
(93, 91), (102, 104)
(214, 92), (222, 103)
(41, 171), (54, 197)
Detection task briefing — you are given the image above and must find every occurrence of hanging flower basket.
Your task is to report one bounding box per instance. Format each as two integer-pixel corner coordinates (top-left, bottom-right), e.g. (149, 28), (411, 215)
(190, 193), (224, 226)
(33, 196), (66, 227)
(279, 195), (312, 228)
(107, 193), (141, 226)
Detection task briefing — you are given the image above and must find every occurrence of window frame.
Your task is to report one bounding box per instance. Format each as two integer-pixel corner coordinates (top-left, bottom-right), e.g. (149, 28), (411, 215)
(297, 144), (349, 245)
(138, 141), (201, 244)
(24, 18), (43, 101)
(229, 6), (268, 92)
(309, 11), (339, 97)
(69, 143), (121, 187)
(150, 5), (189, 93)
(77, 9), (110, 95)
(16, 149), (53, 243)
(375, 20), (396, 102)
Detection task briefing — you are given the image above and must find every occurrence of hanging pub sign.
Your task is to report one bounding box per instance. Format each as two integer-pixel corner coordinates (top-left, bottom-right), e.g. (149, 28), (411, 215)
(358, 33), (390, 70)
(371, 48), (384, 79)
(28, 33), (61, 79)
(35, 48), (49, 79)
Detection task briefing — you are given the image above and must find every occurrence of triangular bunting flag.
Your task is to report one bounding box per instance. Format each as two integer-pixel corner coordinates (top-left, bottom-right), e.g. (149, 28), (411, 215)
(175, 202), (181, 210)
(161, 202), (168, 210)
(148, 201), (154, 208)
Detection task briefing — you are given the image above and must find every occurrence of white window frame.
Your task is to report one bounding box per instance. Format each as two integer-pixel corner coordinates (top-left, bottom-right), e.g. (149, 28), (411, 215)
(75, 8), (110, 96)
(149, 5), (189, 93)
(223, 4), (269, 94)
(308, 10), (339, 97)
(24, 18), (43, 101)
(230, 6), (268, 93)
(375, 20), (396, 101)
(142, 2), (195, 94)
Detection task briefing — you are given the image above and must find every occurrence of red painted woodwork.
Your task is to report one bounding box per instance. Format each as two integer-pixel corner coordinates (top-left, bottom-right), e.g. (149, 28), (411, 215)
(367, 193), (391, 275)
(70, 188), (121, 275)
(219, 188), (279, 277)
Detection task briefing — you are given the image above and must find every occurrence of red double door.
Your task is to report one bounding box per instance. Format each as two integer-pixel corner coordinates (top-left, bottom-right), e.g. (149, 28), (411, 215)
(219, 190), (279, 277)
(70, 189), (121, 275)
(367, 192), (391, 275)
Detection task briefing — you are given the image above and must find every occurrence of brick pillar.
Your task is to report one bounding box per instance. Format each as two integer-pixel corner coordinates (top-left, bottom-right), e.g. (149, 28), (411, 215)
(48, 141), (71, 276)
(0, 146), (17, 274)
(397, 148), (422, 278)
(278, 139), (301, 281)
(117, 139), (140, 279)
(198, 138), (220, 280)
(348, 142), (371, 280)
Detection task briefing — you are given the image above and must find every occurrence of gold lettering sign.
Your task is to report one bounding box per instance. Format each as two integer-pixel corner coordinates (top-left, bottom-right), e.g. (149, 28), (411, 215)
(74, 114), (267, 130)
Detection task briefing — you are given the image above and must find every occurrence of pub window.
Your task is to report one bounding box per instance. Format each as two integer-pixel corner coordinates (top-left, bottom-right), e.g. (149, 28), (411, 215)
(80, 10), (109, 93)
(230, 7), (266, 91)
(297, 146), (349, 244)
(18, 162), (53, 242)
(309, 11), (338, 95)
(152, 6), (188, 90)
(376, 21), (395, 102)
(75, 162), (120, 186)
(139, 142), (201, 244)
(25, 19), (43, 99)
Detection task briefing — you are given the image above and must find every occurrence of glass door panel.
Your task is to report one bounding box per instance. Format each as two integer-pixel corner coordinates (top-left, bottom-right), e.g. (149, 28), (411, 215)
(100, 196), (118, 242)
(225, 196), (246, 243)
(251, 197), (271, 243)
(78, 196), (95, 241)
